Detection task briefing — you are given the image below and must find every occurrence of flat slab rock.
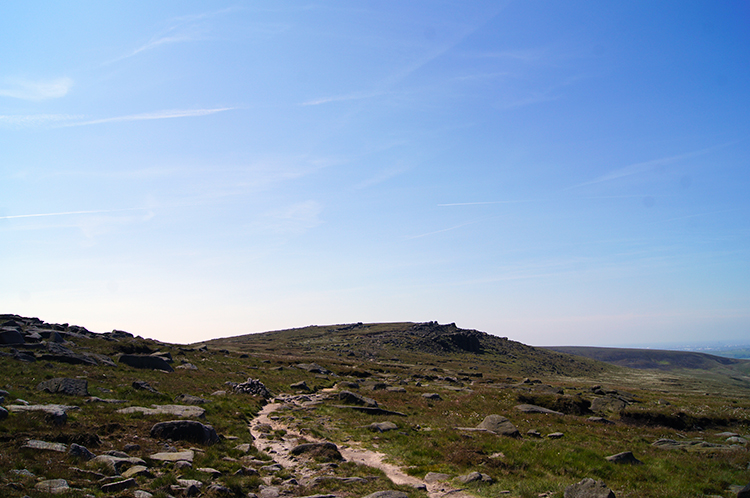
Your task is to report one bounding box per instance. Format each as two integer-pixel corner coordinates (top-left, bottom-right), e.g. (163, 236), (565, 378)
(36, 377), (89, 396)
(35, 479), (70, 494)
(564, 478), (616, 498)
(515, 404), (564, 415)
(116, 404), (205, 418)
(23, 439), (67, 452)
(150, 449), (195, 462)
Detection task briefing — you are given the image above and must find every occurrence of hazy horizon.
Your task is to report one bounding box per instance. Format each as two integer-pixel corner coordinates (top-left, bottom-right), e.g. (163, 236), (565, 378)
(2, 2), (749, 346)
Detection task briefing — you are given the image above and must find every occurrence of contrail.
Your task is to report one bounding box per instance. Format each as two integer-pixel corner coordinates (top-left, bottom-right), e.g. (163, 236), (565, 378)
(0, 208), (139, 220)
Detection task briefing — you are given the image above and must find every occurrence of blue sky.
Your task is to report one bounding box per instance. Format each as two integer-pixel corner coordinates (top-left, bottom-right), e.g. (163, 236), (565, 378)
(2, 1), (749, 346)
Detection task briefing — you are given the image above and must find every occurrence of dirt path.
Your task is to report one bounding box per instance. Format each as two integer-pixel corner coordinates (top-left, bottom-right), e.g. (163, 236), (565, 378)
(250, 393), (478, 498)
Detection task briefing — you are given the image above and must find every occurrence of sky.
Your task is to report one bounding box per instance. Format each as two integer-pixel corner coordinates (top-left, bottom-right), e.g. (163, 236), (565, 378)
(2, 1), (749, 347)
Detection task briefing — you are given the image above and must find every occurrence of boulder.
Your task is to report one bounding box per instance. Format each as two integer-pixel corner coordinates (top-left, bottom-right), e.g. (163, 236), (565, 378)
(23, 439), (67, 452)
(590, 397), (627, 413)
(101, 478), (137, 493)
(605, 451), (642, 465)
(69, 443), (96, 460)
(477, 414), (520, 438)
(132, 380), (159, 393)
(37, 377), (89, 396)
(422, 393), (442, 400)
(0, 330), (24, 344)
(119, 354), (174, 372)
(548, 432), (565, 439)
(368, 421), (398, 432)
(149, 449), (195, 462)
(737, 483), (750, 498)
(456, 471), (482, 484)
(363, 492), (409, 498)
(290, 442), (343, 461)
(338, 390), (378, 407)
(35, 479), (70, 494)
(40, 342), (98, 365)
(515, 404), (564, 415)
(150, 420), (220, 445)
(116, 404), (205, 418)
(564, 478), (616, 498)
(424, 472), (451, 483)
(0, 406), (7, 420)
(121, 465), (151, 478)
(291, 381), (311, 391)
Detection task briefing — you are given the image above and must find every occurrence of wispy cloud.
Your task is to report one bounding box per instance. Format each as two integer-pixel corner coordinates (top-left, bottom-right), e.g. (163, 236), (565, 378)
(568, 142), (739, 190)
(0, 114), (82, 128)
(0, 208), (141, 220)
(406, 220), (481, 240)
(65, 107), (235, 127)
(109, 7), (240, 63)
(301, 91), (385, 107)
(0, 77), (73, 101)
(257, 200), (323, 234)
(438, 199), (541, 207)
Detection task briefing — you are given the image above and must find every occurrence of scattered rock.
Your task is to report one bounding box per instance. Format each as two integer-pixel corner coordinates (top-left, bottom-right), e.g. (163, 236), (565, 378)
(8, 404), (78, 425)
(119, 354), (174, 372)
(477, 414), (521, 438)
(124, 443), (141, 452)
(23, 439), (67, 452)
(515, 404), (564, 415)
(368, 421), (398, 432)
(150, 420), (220, 445)
(101, 478), (137, 493)
(291, 381), (311, 391)
(363, 492), (409, 498)
(149, 449), (195, 462)
(727, 436), (748, 444)
(527, 430), (542, 438)
(422, 393), (442, 400)
(0, 329), (24, 344)
(207, 483), (233, 494)
(456, 471), (483, 484)
(425, 472), (451, 483)
(37, 377), (89, 396)
(175, 394), (209, 405)
(0, 406), (7, 420)
(737, 483), (750, 498)
(134, 491), (154, 498)
(564, 477), (616, 498)
(89, 454), (147, 474)
(117, 404), (205, 418)
(548, 432), (564, 439)
(295, 363), (332, 375)
(132, 380), (159, 393)
(605, 451), (642, 464)
(590, 397), (627, 414)
(177, 362), (199, 370)
(35, 479), (70, 494)
(339, 390), (378, 407)
(587, 416), (614, 424)
(68, 443), (96, 460)
(121, 465), (151, 478)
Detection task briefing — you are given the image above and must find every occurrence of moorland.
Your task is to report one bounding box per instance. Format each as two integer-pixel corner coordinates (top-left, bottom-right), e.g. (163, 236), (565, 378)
(1, 315), (749, 498)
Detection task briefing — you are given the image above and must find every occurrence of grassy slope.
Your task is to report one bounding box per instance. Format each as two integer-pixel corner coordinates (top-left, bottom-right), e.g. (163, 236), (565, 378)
(1, 317), (749, 498)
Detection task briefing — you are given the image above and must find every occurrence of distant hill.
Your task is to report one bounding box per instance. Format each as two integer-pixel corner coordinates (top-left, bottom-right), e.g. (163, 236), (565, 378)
(200, 321), (609, 377)
(544, 346), (750, 371)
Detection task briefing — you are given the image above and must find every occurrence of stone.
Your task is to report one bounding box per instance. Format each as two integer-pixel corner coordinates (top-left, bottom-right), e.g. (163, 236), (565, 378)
(23, 439), (67, 452)
(68, 443), (96, 460)
(101, 478), (137, 493)
(149, 449), (195, 462)
(290, 442), (343, 461)
(134, 491), (154, 498)
(527, 430), (542, 438)
(564, 478), (616, 498)
(363, 491), (409, 498)
(605, 451), (642, 464)
(260, 486), (280, 498)
(89, 455), (147, 474)
(132, 380), (159, 393)
(175, 394), (209, 405)
(477, 414), (520, 438)
(37, 377), (89, 396)
(117, 404), (205, 418)
(235, 443), (253, 453)
(456, 471), (482, 484)
(8, 403), (78, 425)
(422, 393), (442, 400)
(295, 363), (332, 374)
(41, 342), (98, 365)
(515, 404), (564, 415)
(291, 381), (310, 391)
(386, 386), (407, 393)
(587, 417), (614, 424)
(727, 436), (748, 444)
(234, 466), (259, 476)
(590, 397), (627, 414)
(198, 467), (222, 476)
(207, 483), (233, 494)
(369, 421), (398, 432)
(124, 443), (141, 452)
(176, 460), (193, 469)
(548, 432), (564, 439)
(121, 465), (151, 478)
(0, 330), (25, 344)
(338, 390), (378, 407)
(424, 472), (451, 483)
(0, 406), (7, 420)
(119, 354), (174, 372)
(177, 362), (199, 370)
(10, 468), (35, 477)
(150, 420), (220, 445)
(737, 483), (750, 498)
(35, 479), (69, 494)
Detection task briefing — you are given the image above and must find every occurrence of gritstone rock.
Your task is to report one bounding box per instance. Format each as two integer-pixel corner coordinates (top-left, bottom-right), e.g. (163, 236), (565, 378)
(477, 414), (521, 438)
(0, 329), (24, 344)
(368, 421), (398, 432)
(35, 479), (70, 494)
(119, 354), (174, 372)
(37, 377), (89, 396)
(69, 443), (96, 460)
(101, 478), (137, 493)
(174, 394), (209, 405)
(564, 478), (616, 498)
(338, 390), (378, 407)
(605, 451), (642, 464)
(515, 404), (564, 415)
(150, 420), (220, 445)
